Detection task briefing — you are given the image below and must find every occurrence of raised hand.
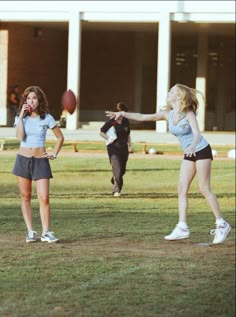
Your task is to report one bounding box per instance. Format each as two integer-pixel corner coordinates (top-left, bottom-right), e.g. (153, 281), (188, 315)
(105, 111), (123, 120)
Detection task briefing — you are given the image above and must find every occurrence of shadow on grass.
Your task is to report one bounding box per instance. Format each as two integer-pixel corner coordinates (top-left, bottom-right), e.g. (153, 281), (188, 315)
(47, 191), (235, 199)
(52, 167), (180, 174)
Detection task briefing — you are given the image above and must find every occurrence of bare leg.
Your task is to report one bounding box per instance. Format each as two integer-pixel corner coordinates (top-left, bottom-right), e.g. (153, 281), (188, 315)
(196, 159), (231, 244)
(177, 160), (196, 223)
(35, 178), (50, 233)
(164, 160), (195, 240)
(17, 176), (33, 232)
(196, 159), (222, 219)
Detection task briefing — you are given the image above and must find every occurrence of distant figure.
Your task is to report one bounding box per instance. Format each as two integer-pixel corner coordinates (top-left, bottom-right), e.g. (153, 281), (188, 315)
(59, 109), (68, 128)
(8, 85), (20, 119)
(100, 102), (131, 197)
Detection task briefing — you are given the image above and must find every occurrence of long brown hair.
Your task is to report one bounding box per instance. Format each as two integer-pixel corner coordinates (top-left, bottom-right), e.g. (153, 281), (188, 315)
(19, 86), (49, 118)
(175, 83), (204, 114)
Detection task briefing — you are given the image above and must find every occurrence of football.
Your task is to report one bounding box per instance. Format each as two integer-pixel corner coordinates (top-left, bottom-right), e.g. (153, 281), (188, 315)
(61, 89), (77, 114)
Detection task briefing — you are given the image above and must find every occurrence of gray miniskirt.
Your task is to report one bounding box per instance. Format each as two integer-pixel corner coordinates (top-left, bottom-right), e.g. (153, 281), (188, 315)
(12, 154), (53, 180)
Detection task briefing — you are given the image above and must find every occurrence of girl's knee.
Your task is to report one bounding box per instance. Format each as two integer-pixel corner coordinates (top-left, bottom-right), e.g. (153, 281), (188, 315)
(20, 192), (31, 201)
(199, 186), (212, 197)
(38, 195), (49, 205)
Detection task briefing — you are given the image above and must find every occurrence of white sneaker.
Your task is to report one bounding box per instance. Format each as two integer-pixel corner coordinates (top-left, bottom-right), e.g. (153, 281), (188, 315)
(41, 231), (59, 243)
(114, 192), (121, 197)
(26, 230), (37, 243)
(210, 222), (231, 244)
(165, 225), (190, 241)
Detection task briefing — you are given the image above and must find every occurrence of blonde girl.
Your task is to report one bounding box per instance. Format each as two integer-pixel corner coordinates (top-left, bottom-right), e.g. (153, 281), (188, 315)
(105, 84), (231, 244)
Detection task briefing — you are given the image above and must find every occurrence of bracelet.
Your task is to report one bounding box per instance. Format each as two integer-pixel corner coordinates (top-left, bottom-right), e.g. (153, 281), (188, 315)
(52, 154), (57, 159)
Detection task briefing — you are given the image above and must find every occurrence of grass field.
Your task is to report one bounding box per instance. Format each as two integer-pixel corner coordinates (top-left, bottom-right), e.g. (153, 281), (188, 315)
(0, 148), (235, 317)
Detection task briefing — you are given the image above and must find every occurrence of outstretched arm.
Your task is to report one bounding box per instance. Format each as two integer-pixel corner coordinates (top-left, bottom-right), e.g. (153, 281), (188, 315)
(105, 110), (169, 122)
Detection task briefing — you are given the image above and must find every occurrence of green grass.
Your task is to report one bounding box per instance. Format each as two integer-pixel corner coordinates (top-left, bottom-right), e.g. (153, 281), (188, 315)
(1, 139), (234, 156)
(0, 153), (235, 317)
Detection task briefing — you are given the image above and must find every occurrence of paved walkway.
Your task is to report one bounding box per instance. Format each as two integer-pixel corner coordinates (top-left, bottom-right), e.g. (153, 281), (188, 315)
(0, 127), (235, 146)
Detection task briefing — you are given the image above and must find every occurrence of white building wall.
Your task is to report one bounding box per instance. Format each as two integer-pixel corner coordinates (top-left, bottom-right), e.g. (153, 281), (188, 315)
(0, 1), (235, 130)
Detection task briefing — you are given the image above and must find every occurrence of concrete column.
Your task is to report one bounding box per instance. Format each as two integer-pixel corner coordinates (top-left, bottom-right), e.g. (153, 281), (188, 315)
(66, 11), (81, 130)
(156, 11), (171, 132)
(196, 32), (208, 132)
(0, 30), (8, 126)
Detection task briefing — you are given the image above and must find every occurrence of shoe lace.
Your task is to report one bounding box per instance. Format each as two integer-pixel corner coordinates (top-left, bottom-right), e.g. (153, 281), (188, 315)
(29, 230), (36, 237)
(175, 225), (188, 232)
(210, 225), (224, 236)
(173, 226), (181, 233)
(44, 231), (56, 239)
(46, 231), (54, 235)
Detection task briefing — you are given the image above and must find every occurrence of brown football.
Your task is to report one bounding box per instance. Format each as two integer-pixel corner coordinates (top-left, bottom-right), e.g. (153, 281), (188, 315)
(61, 89), (77, 114)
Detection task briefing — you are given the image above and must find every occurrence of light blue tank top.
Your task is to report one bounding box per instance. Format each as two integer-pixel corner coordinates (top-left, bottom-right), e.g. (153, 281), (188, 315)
(168, 110), (208, 152)
(14, 114), (56, 148)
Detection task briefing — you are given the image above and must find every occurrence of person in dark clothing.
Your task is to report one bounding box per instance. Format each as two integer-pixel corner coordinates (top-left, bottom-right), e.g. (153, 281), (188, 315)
(100, 102), (131, 197)
(8, 85), (20, 125)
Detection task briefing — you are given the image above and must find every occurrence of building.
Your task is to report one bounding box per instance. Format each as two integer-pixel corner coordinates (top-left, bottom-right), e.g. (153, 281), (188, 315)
(0, 1), (235, 131)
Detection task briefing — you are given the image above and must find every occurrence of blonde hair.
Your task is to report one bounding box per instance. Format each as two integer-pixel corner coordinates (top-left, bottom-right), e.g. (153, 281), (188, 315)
(175, 84), (204, 114)
(166, 84), (204, 114)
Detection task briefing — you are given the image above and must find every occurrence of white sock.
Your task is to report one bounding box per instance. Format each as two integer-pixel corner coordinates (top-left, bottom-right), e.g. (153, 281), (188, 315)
(178, 221), (188, 229)
(216, 218), (225, 226)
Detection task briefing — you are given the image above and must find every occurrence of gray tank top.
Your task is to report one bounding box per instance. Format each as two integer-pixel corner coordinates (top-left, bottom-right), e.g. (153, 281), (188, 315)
(168, 110), (208, 152)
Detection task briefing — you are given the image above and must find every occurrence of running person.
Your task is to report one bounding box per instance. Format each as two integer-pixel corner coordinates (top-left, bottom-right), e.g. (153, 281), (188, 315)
(100, 102), (131, 197)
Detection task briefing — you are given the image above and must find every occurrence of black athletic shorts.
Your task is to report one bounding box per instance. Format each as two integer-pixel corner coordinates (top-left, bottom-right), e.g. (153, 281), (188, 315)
(12, 154), (53, 180)
(184, 144), (213, 162)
